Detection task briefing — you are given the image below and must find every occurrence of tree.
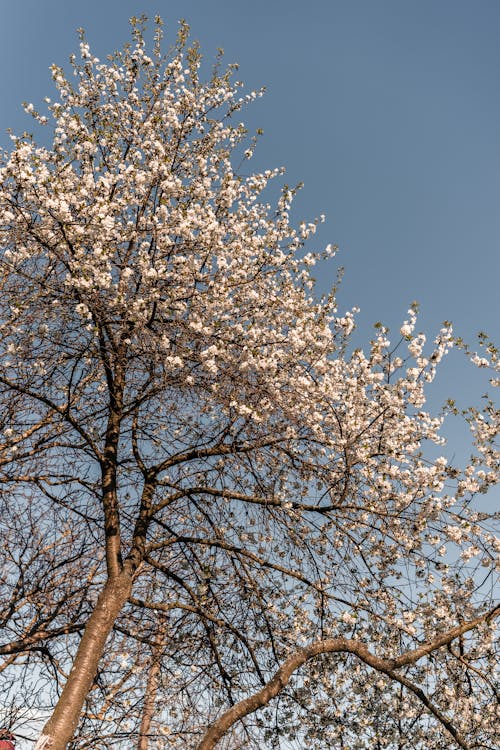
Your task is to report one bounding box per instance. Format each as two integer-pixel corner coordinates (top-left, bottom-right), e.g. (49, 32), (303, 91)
(0, 15), (498, 750)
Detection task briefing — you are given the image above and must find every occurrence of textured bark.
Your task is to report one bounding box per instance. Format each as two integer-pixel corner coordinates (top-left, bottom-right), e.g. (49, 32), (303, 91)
(196, 638), (380, 750)
(197, 608), (499, 750)
(137, 661), (161, 750)
(138, 616), (168, 750)
(35, 573), (133, 750)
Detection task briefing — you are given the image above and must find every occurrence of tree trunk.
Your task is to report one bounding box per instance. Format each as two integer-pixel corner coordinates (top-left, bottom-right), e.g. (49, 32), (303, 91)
(137, 652), (161, 750)
(35, 572), (133, 750)
(137, 613), (168, 750)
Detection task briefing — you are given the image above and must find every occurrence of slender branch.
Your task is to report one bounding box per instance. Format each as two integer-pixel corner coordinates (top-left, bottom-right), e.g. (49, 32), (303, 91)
(390, 604), (500, 669)
(0, 623), (85, 656)
(129, 595), (266, 685)
(153, 483), (343, 514)
(0, 375), (101, 459)
(146, 533), (336, 599)
(154, 436), (286, 475)
(383, 667), (471, 750)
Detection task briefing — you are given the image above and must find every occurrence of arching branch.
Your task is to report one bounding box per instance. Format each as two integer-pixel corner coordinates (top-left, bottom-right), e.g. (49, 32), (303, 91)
(197, 605), (499, 750)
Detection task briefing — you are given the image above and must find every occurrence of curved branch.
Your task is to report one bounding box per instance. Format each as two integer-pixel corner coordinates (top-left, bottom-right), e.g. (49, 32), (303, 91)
(197, 605), (499, 750)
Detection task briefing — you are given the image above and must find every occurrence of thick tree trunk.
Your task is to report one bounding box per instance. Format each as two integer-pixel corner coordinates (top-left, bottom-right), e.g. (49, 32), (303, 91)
(35, 572), (133, 750)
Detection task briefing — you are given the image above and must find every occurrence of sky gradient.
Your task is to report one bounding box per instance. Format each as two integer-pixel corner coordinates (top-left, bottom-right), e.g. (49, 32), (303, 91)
(1, 0), (498, 453)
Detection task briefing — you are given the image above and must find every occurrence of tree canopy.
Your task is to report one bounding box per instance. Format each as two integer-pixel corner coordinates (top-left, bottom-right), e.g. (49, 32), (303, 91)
(0, 16), (498, 750)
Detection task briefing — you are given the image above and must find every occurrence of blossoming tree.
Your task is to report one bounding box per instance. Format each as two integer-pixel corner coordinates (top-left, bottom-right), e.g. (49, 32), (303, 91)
(0, 16), (498, 750)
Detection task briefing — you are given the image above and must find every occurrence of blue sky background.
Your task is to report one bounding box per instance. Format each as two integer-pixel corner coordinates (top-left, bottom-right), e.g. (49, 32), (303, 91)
(1, 0), (499, 461)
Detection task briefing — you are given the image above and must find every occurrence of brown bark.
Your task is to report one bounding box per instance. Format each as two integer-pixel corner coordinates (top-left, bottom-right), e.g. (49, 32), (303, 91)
(35, 572), (133, 750)
(101, 398), (124, 579)
(0, 624), (84, 656)
(137, 616), (168, 750)
(197, 607), (499, 750)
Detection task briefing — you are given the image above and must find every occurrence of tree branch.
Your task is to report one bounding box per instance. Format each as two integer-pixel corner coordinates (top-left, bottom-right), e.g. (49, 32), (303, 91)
(197, 605), (500, 750)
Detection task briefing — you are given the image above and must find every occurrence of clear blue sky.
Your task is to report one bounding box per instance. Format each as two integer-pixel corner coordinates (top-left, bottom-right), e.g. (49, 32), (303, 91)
(1, 0), (499, 451)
